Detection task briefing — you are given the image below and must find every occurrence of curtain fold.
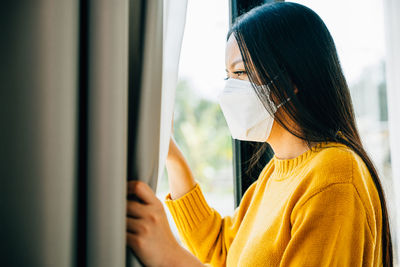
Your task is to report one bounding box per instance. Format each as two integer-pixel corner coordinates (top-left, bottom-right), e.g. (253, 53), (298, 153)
(127, 0), (163, 265)
(0, 1), (79, 266)
(127, 1), (187, 265)
(85, 1), (129, 266)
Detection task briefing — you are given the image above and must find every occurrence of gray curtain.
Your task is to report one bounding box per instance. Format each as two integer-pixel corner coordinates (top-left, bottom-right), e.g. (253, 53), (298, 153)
(1, 1), (79, 266)
(0, 0), (186, 266)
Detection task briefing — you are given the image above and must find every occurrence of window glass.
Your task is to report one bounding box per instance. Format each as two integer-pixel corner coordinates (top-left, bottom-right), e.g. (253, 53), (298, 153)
(292, 0), (397, 262)
(156, 0), (233, 243)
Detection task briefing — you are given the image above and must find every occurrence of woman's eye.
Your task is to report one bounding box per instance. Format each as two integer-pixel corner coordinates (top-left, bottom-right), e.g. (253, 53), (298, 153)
(234, 71), (246, 77)
(224, 71), (246, 80)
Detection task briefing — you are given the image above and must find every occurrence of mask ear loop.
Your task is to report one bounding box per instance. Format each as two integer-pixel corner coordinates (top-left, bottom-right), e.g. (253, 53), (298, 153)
(266, 77), (291, 110)
(276, 97), (291, 109)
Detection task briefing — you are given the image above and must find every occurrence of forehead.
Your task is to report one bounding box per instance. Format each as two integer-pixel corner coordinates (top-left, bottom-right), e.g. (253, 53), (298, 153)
(225, 34), (243, 67)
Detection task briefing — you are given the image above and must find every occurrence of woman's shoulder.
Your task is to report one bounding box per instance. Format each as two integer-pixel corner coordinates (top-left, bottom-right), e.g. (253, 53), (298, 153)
(307, 141), (367, 184)
(294, 142), (381, 240)
(296, 142), (377, 210)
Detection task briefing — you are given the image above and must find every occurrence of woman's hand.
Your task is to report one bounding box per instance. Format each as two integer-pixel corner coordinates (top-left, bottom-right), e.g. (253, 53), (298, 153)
(126, 180), (180, 267)
(126, 180), (206, 267)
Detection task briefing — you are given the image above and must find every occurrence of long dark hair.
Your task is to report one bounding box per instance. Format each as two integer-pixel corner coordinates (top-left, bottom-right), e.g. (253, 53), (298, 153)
(228, 2), (393, 266)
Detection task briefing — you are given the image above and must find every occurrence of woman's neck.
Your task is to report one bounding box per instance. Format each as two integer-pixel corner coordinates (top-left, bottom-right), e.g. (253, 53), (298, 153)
(267, 121), (310, 160)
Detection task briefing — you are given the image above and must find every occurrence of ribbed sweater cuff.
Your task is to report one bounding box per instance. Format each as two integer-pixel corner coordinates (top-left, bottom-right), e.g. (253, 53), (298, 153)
(164, 183), (213, 233)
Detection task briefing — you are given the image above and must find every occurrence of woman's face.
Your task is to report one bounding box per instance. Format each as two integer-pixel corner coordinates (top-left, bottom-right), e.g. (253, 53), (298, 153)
(224, 33), (290, 143)
(225, 34), (249, 81)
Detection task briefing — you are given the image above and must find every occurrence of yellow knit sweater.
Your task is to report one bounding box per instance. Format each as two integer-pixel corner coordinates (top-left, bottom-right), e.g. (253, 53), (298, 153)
(164, 142), (382, 266)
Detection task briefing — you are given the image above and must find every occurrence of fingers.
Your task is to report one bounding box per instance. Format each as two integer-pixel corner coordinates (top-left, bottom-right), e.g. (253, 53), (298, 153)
(126, 231), (136, 246)
(126, 230), (145, 257)
(126, 217), (144, 234)
(127, 180), (155, 205)
(127, 198), (147, 218)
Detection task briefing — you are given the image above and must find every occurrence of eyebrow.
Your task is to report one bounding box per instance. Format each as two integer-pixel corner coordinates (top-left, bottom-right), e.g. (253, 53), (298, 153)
(225, 58), (244, 72)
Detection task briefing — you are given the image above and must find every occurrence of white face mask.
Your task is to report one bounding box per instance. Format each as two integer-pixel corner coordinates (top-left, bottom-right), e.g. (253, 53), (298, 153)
(217, 78), (289, 142)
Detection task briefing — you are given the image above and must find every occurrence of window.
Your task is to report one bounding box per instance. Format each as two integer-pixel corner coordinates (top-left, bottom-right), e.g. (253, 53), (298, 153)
(156, 0), (233, 242)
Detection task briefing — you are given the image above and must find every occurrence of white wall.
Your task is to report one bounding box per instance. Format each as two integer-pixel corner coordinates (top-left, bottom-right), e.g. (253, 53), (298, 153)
(383, 0), (400, 264)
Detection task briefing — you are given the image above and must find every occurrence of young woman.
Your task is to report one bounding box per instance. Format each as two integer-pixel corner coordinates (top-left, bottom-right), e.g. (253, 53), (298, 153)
(126, 2), (393, 266)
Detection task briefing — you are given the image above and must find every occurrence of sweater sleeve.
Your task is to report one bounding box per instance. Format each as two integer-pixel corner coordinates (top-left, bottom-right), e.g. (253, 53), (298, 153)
(280, 182), (376, 267)
(164, 180), (258, 266)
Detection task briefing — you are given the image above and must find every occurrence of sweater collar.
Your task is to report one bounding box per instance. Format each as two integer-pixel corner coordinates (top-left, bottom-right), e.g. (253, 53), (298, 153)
(271, 141), (343, 179)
